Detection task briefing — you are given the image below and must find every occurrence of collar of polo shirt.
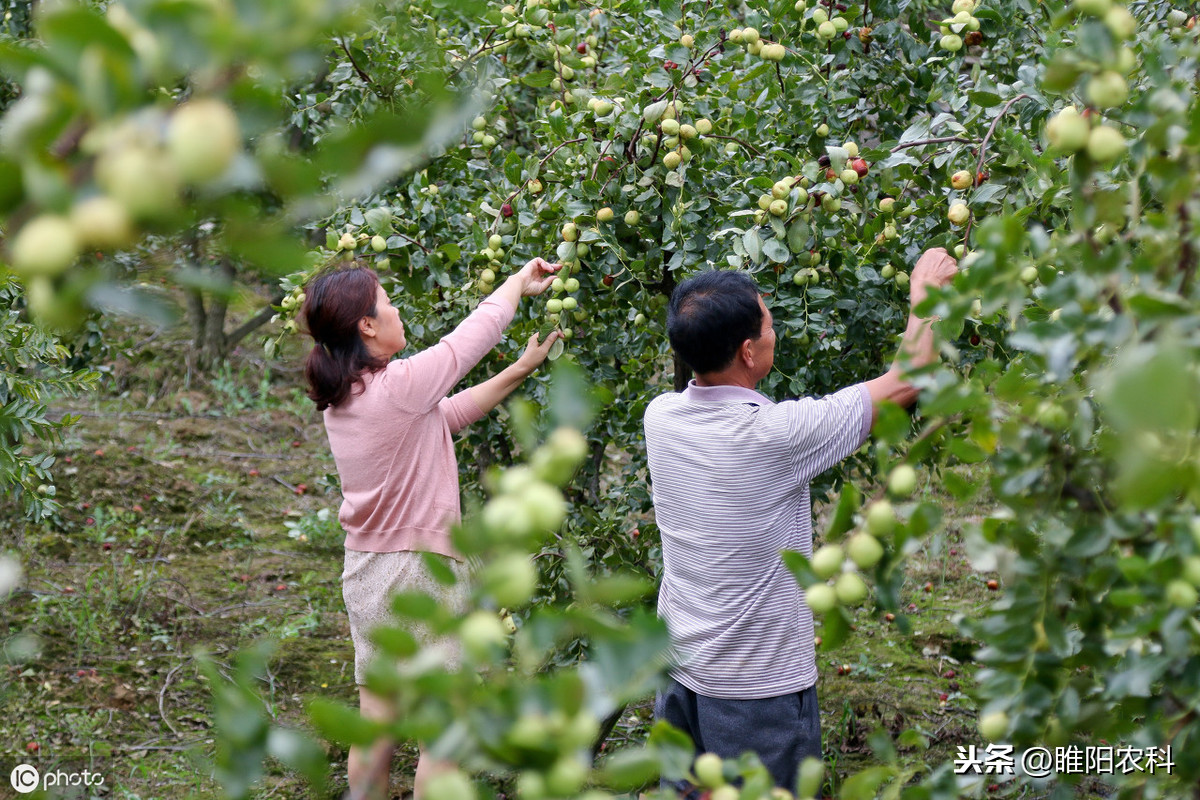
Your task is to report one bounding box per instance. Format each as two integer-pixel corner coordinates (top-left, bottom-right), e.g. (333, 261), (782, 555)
(682, 380), (774, 406)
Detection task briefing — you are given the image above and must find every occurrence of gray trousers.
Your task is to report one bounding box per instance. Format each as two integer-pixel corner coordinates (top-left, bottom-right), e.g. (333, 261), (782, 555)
(655, 676), (822, 795)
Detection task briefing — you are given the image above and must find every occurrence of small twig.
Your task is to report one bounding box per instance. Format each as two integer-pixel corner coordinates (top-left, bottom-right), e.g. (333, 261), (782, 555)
(391, 229), (432, 254)
(158, 659), (189, 737)
(445, 29), (500, 83)
(259, 661), (279, 721)
(536, 137), (587, 175)
(166, 449), (300, 460)
(706, 134), (762, 156)
(590, 139), (615, 183)
(964, 93), (1030, 243)
(202, 600), (289, 618)
(272, 475), (299, 493)
(338, 37), (376, 91)
(890, 136), (977, 152)
(973, 93), (1030, 177)
(117, 738), (208, 752)
(1179, 205), (1195, 295)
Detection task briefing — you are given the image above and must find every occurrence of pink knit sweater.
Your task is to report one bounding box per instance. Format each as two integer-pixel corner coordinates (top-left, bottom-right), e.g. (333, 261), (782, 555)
(323, 295), (516, 557)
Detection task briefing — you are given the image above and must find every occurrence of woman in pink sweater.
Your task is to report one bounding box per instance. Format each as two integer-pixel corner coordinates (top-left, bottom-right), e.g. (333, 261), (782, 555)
(301, 257), (559, 799)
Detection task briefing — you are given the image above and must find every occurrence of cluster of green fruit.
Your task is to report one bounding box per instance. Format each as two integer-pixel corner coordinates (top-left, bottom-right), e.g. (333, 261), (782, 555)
(802, 528), (883, 614)
(428, 635), (607, 799)
(790, 250), (823, 288)
(278, 289), (307, 315)
(691, 751), (822, 800)
(326, 226), (390, 258)
(652, 103), (714, 170)
(755, 174), (808, 223)
(495, 0), (575, 52)
(549, 222), (592, 339)
(480, 427), (585, 545)
(1165, 8), (1197, 37)
(1164, 526), (1200, 609)
(937, 0), (981, 52)
(476, 233), (508, 292)
(873, 197), (919, 286)
(1036, 2), (1137, 169)
(1073, 0), (1139, 41)
(547, 36), (606, 108)
(470, 115), (499, 150)
(1041, 2), (1139, 163)
(1045, 105), (1126, 163)
(726, 26), (786, 61)
(505, 708), (603, 800)
(751, 143), (871, 233)
(433, 428), (594, 800)
(8, 97), (240, 297)
(804, 465), (916, 615)
(806, 5), (851, 44)
(586, 95), (620, 119)
(545, 270), (583, 334)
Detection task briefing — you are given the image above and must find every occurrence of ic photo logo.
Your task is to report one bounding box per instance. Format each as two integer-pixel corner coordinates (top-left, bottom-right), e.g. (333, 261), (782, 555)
(10, 764), (39, 794)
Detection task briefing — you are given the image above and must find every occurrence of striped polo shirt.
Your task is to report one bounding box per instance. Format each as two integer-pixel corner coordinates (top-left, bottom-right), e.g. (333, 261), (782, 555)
(644, 380), (872, 699)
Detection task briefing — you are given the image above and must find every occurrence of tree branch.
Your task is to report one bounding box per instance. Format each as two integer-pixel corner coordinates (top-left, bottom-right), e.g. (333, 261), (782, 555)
(707, 134), (762, 157)
(890, 136), (977, 152)
(391, 229), (432, 254)
(1179, 205), (1195, 295)
(338, 37), (380, 95)
(963, 93), (1031, 244)
(225, 293), (286, 351)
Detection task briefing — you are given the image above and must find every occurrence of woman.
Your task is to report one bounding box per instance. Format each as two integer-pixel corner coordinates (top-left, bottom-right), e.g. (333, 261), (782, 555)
(301, 257), (560, 799)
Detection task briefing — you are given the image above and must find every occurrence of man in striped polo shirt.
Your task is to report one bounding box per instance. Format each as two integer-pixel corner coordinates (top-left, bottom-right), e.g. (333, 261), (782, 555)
(644, 248), (958, 793)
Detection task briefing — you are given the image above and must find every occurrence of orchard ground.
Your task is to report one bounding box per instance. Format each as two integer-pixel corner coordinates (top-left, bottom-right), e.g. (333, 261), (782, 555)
(3, 305), (1107, 800)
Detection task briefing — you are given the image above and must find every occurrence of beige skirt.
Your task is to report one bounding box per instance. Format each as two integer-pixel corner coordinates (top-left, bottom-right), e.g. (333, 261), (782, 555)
(342, 549), (471, 685)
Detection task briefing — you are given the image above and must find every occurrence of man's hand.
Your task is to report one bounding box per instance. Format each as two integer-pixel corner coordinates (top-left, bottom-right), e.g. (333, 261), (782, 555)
(911, 247), (958, 289)
(865, 247), (958, 417)
(910, 247), (958, 308)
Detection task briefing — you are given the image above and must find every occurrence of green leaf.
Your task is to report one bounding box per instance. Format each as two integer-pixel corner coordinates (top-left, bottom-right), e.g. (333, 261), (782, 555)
(266, 728), (328, 791)
(826, 483), (862, 542)
(969, 91), (1004, 108)
(598, 747), (662, 790)
(523, 70), (556, 87)
(787, 219), (809, 253)
(556, 241), (578, 262)
(368, 625), (419, 658)
(391, 591), (439, 619)
(839, 766), (894, 799)
(364, 207), (393, 235)
(743, 229), (762, 263)
(307, 698), (387, 747)
(762, 238), (790, 263)
(642, 100), (668, 124)
(781, 550), (818, 587)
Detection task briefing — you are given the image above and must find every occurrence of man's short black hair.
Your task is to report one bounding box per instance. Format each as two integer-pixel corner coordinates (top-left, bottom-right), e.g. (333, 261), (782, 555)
(667, 270), (764, 374)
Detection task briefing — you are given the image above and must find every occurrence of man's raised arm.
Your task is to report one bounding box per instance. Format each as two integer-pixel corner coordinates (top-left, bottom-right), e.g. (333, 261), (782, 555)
(864, 246), (959, 422)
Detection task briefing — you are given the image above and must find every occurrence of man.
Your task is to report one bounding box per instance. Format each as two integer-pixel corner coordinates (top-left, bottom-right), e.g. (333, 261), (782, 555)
(643, 247), (958, 793)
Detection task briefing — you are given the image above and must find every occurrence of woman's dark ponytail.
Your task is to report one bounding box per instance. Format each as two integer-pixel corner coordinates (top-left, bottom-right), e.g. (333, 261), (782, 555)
(301, 266), (388, 411)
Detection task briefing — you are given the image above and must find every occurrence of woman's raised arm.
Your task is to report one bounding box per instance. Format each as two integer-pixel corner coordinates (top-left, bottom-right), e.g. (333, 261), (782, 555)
(389, 258), (560, 412)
